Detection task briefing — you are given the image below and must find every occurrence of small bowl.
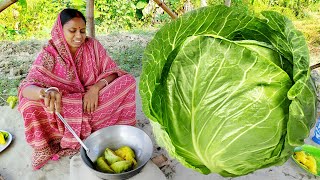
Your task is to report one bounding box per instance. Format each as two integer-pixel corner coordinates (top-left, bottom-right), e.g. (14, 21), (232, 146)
(80, 125), (153, 180)
(291, 144), (320, 176)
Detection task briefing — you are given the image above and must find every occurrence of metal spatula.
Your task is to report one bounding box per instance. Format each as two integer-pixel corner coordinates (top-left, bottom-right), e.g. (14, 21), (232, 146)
(55, 112), (96, 166)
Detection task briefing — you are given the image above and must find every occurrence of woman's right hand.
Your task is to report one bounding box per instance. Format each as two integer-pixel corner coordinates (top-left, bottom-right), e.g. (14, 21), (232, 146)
(40, 88), (62, 113)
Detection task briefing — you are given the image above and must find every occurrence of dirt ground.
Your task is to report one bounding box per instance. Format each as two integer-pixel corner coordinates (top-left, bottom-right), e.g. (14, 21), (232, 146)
(0, 32), (153, 80)
(0, 32), (154, 105)
(0, 32), (319, 81)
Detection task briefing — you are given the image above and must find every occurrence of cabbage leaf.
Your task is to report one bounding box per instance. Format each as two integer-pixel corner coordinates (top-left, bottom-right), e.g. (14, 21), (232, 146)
(139, 5), (317, 177)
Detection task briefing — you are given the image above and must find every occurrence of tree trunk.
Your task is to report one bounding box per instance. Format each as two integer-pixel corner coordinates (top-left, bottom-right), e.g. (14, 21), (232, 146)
(200, 0), (207, 7)
(225, 0), (231, 7)
(0, 0), (18, 13)
(86, 0), (95, 38)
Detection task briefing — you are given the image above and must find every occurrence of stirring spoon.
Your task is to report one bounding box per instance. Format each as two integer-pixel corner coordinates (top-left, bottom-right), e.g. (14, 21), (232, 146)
(55, 112), (96, 167)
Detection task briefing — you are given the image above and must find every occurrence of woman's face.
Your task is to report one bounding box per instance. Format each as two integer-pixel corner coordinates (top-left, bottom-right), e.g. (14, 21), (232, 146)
(62, 17), (86, 53)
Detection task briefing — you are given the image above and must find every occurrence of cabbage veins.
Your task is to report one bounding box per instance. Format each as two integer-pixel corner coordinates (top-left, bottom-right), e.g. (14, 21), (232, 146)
(139, 5), (317, 177)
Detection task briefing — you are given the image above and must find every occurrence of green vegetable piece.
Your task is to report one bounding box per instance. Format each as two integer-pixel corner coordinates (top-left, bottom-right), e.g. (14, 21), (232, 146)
(104, 148), (123, 165)
(1, 132), (9, 140)
(6, 96), (18, 109)
(95, 156), (114, 173)
(115, 146), (137, 167)
(110, 160), (132, 173)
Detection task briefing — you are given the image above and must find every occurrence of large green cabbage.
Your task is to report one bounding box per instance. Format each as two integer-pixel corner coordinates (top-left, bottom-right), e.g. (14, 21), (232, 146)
(139, 5), (317, 177)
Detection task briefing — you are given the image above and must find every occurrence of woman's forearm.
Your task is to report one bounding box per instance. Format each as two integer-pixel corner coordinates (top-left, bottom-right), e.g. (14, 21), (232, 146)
(22, 85), (46, 100)
(23, 74), (118, 100)
(105, 73), (118, 84)
(95, 73), (118, 91)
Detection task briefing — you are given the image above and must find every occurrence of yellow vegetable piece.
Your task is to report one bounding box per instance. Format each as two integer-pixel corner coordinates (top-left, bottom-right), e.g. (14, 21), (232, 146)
(115, 146), (137, 167)
(305, 155), (317, 174)
(294, 151), (307, 164)
(0, 132), (6, 144)
(6, 96), (18, 109)
(294, 151), (317, 174)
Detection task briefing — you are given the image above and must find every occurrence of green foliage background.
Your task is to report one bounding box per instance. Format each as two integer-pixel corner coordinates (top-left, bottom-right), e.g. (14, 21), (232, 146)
(0, 0), (154, 40)
(0, 0), (320, 42)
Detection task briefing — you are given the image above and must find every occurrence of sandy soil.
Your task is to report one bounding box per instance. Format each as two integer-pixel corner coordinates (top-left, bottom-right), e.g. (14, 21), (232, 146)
(0, 32), (153, 80)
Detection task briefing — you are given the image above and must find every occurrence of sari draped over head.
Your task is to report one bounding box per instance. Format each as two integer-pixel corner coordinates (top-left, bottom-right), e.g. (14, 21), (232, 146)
(18, 14), (136, 170)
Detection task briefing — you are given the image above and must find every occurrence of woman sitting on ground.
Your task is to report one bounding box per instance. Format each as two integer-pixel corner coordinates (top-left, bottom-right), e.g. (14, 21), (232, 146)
(18, 8), (136, 170)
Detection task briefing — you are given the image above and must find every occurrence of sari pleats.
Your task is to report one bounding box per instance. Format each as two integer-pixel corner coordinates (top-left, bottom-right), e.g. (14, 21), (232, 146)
(19, 74), (136, 169)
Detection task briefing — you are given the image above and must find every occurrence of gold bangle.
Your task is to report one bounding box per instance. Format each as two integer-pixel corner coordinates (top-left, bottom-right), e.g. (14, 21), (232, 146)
(100, 79), (109, 86)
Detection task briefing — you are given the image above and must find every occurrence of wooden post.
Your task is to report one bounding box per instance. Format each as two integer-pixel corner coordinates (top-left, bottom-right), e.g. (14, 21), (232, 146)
(153, 0), (178, 19)
(0, 0), (18, 13)
(86, 0), (95, 38)
(310, 63), (320, 70)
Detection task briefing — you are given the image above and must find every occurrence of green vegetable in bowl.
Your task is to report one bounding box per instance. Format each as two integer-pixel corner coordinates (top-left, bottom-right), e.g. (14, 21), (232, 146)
(115, 146), (137, 167)
(110, 160), (133, 173)
(293, 151), (317, 174)
(95, 157), (114, 173)
(139, 5), (317, 177)
(1, 131), (9, 140)
(95, 146), (137, 174)
(292, 144), (320, 176)
(104, 148), (123, 165)
(0, 131), (9, 144)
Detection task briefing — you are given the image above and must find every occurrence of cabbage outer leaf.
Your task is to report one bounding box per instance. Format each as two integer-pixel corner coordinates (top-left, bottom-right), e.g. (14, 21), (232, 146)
(139, 5), (317, 177)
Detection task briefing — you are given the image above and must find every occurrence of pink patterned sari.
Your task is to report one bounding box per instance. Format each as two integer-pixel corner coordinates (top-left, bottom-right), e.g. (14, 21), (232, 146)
(18, 15), (136, 170)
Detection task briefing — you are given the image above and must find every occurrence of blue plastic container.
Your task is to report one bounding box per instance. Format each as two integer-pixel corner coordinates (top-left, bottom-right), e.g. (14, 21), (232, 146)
(312, 117), (320, 144)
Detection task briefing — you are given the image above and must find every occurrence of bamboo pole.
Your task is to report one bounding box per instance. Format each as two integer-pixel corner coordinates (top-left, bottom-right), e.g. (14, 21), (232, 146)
(153, 0), (178, 19)
(86, 0), (95, 38)
(310, 63), (320, 70)
(0, 0), (18, 13)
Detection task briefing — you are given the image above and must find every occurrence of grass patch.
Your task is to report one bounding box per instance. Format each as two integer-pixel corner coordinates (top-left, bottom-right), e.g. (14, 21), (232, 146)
(293, 13), (320, 47)
(108, 42), (146, 77)
(0, 78), (20, 106)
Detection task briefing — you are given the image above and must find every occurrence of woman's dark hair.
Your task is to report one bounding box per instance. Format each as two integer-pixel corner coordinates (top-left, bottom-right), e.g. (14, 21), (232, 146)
(60, 8), (86, 26)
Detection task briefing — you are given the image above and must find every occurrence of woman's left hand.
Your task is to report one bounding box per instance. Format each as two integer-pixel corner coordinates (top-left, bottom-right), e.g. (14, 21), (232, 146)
(83, 85), (99, 113)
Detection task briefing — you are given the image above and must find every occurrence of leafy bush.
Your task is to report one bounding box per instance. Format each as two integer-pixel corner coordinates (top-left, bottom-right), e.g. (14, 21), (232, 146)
(0, 0), (69, 40)
(0, 0), (152, 40)
(0, 0), (320, 43)
(95, 0), (140, 33)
